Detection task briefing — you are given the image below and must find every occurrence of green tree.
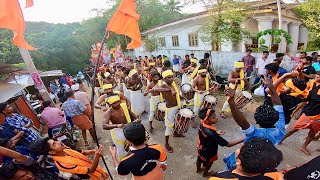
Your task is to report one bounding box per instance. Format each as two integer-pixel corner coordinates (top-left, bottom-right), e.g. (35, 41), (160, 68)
(295, 0), (320, 51)
(164, 0), (183, 14)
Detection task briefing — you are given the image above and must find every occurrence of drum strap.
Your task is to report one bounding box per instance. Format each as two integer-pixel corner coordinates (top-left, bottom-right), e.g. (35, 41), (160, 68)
(189, 66), (199, 81)
(120, 103), (131, 123)
(158, 80), (164, 102)
(239, 69), (245, 91)
(205, 74), (209, 91)
(172, 82), (181, 108)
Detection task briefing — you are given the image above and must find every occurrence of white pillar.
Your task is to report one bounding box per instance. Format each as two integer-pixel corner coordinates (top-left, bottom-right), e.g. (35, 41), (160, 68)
(288, 22), (301, 53)
(255, 17), (275, 49)
(299, 26), (308, 51)
(278, 21), (289, 53)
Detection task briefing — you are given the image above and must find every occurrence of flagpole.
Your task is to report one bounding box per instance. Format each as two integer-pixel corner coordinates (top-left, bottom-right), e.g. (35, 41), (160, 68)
(90, 31), (114, 180)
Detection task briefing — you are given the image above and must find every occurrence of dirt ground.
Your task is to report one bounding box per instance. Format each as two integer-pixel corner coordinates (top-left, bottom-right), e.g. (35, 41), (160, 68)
(80, 83), (319, 180)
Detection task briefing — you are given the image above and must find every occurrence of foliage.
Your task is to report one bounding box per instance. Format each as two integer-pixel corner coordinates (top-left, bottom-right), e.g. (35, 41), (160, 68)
(295, 0), (320, 38)
(198, 0), (252, 51)
(144, 35), (158, 52)
(0, 0), (184, 74)
(295, 0), (320, 51)
(257, 29), (292, 46)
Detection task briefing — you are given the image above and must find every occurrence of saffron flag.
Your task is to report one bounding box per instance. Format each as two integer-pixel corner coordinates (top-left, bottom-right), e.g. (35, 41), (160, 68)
(106, 0), (142, 49)
(0, 0), (36, 50)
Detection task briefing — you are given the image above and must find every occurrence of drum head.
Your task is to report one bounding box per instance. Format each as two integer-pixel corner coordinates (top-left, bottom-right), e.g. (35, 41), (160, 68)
(158, 102), (166, 111)
(204, 95), (217, 103)
(181, 83), (192, 93)
(179, 108), (193, 118)
(242, 91), (253, 99)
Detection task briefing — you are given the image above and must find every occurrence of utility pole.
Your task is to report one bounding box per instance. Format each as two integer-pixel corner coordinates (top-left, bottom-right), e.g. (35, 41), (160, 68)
(276, 0), (283, 52)
(19, 48), (53, 103)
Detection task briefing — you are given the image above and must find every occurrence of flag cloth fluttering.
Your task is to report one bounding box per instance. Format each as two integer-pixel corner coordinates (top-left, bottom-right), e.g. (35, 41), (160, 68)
(0, 0), (36, 50)
(106, 0), (142, 49)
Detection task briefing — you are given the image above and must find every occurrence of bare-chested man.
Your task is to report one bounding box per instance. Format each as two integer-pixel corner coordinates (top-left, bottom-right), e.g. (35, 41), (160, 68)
(144, 71), (162, 130)
(94, 84), (131, 111)
(192, 67), (219, 117)
(152, 70), (183, 153)
(220, 62), (251, 118)
(103, 95), (138, 160)
(126, 69), (145, 116)
(102, 72), (116, 87)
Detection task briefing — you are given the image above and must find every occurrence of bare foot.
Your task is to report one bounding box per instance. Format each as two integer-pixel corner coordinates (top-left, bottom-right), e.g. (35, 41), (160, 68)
(299, 147), (311, 156)
(165, 144), (174, 153)
(196, 167), (204, 173)
(173, 133), (185, 137)
(203, 170), (215, 177)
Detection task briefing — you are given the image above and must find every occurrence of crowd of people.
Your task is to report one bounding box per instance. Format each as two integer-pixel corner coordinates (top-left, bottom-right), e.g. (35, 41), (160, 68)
(0, 50), (319, 180)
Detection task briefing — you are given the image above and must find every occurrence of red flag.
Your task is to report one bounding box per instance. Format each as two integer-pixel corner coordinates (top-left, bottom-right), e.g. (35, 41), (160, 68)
(106, 0), (142, 49)
(0, 0), (36, 50)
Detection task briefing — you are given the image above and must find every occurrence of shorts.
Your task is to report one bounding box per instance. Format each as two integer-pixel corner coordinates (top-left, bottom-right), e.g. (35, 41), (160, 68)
(293, 113), (320, 134)
(197, 153), (218, 166)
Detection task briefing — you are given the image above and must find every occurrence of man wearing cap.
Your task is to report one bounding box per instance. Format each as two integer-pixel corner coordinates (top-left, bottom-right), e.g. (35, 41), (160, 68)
(220, 62), (251, 118)
(126, 69), (145, 116)
(72, 83), (92, 117)
(103, 95), (139, 160)
(192, 67), (219, 119)
(152, 70), (184, 153)
(94, 84), (131, 111)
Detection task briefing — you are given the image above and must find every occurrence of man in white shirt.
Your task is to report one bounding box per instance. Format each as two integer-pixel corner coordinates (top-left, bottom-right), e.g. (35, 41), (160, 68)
(253, 51), (272, 87)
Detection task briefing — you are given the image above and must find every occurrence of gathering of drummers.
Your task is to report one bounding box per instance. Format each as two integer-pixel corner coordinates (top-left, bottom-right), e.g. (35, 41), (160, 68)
(1, 51), (320, 180)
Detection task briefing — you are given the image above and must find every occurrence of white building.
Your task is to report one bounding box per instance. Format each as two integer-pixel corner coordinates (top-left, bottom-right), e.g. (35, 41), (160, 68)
(134, 0), (308, 55)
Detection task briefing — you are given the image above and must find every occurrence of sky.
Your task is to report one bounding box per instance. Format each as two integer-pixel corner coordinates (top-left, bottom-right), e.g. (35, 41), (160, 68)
(20, 0), (205, 24)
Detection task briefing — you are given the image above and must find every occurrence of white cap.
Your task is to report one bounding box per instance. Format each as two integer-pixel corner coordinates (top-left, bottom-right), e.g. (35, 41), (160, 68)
(71, 83), (79, 91)
(104, 72), (111, 78)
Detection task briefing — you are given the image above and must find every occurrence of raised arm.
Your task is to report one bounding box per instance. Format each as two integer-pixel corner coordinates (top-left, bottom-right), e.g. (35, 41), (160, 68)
(263, 77), (282, 105)
(226, 85), (250, 130)
(0, 146), (28, 163)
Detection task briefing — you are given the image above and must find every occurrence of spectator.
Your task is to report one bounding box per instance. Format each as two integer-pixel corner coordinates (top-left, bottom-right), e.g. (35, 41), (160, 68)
(40, 101), (67, 138)
(62, 90), (96, 146)
(172, 54), (180, 76)
(254, 51), (272, 87)
(312, 55), (320, 72)
(273, 53), (287, 76)
(29, 138), (108, 179)
(212, 138), (283, 179)
(71, 84), (92, 117)
(289, 51), (307, 66)
(0, 102), (40, 143)
(241, 49), (256, 77)
(301, 56), (316, 82)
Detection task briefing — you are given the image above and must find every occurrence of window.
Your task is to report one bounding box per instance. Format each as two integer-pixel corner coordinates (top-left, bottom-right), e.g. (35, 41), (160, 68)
(158, 37), (166, 47)
(188, 33), (198, 47)
(172, 35), (179, 47)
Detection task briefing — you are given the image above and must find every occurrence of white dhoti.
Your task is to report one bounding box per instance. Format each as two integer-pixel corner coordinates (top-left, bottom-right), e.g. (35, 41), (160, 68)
(113, 85), (120, 91)
(165, 106), (179, 136)
(110, 128), (127, 160)
(193, 92), (209, 116)
(123, 84), (130, 100)
(130, 90), (145, 116)
(173, 64), (180, 72)
(149, 95), (161, 122)
(181, 73), (191, 85)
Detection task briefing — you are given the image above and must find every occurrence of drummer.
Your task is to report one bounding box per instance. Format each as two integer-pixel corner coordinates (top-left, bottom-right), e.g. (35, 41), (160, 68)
(220, 62), (251, 118)
(126, 69), (145, 116)
(94, 84), (131, 111)
(144, 71), (162, 131)
(192, 67), (219, 119)
(103, 95), (139, 160)
(152, 70), (183, 153)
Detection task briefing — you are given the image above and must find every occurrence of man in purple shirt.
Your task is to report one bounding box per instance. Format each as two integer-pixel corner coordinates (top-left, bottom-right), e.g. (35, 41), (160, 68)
(241, 49), (256, 77)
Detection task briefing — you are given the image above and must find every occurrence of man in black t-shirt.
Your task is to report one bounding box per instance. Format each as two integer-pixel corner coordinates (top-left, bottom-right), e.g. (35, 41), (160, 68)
(197, 108), (243, 177)
(109, 122), (167, 180)
(284, 155), (320, 180)
(301, 56), (316, 82)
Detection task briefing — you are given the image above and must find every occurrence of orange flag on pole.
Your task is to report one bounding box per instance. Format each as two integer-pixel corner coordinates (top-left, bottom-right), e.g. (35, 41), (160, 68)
(0, 0), (36, 50)
(106, 0), (142, 49)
